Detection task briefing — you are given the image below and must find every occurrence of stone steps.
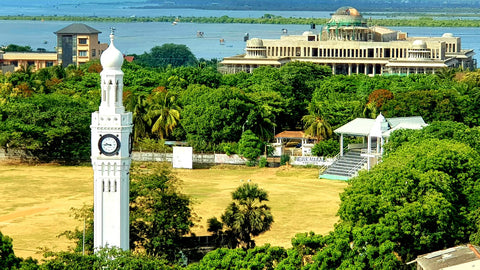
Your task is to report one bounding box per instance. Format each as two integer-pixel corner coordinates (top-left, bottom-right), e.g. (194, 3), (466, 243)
(320, 150), (367, 180)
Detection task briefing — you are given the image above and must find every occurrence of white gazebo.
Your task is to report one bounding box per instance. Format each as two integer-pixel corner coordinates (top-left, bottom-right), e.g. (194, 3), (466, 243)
(273, 131), (316, 156)
(334, 114), (427, 169)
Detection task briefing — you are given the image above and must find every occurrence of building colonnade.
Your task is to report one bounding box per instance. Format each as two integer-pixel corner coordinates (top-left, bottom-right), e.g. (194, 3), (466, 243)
(264, 45), (445, 60)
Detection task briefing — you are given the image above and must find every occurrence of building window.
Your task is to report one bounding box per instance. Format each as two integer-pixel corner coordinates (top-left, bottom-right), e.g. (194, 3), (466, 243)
(79, 50), (88, 57)
(46, 61), (54, 67)
(92, 49), (96, 57)
(78, 38), (88, 45)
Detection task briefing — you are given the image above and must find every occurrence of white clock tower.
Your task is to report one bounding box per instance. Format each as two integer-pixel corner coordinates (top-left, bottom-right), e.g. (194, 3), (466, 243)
(90, 29), (133, 251)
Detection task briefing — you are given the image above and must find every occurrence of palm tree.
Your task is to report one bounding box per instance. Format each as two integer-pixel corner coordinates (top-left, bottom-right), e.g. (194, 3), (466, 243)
(124, 91), (149, 141)
(221, 183), (273, 249)
(144, 88), (181, 140)
(302, 106), (333, 141)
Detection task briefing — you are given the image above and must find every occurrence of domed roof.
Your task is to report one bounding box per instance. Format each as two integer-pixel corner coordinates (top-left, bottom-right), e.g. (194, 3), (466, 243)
(246, 38), (264, 47)
(101, 34), (124, 70)
(442, 33), (454, 38)
(334, 6), (361, 17)
(328, 6), (366, 27)
(412, 39), (427, 49)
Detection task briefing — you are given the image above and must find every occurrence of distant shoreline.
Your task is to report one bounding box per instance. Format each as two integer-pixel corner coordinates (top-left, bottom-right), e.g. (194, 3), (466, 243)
(1, 15), (480, 28)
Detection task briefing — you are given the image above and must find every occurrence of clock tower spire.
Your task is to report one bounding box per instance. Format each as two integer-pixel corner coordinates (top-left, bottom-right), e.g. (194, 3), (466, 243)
(91, 28), (133, 251)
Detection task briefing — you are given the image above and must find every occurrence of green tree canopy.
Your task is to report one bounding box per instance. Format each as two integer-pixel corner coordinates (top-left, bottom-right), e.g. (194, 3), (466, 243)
(0, 93), (95, 162)
(135, 44), (197, 68)
(3, 44), (32, 52)
(313, 137), (480, 267)
(130, 164), (194, 261)
(238, 130), (263, 163)
(0, 231), (21, 269)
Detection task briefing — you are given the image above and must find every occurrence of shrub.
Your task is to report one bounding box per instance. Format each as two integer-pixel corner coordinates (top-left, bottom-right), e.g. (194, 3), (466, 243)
(311, 139), (339, 157)
(280, 154), (290, 165)
(238, 130), (263, 161)
(136, 138), (172, 152)
(258, 156), (267, 168)
(246, 160), (257, 167)
(221, 142), (238, 155)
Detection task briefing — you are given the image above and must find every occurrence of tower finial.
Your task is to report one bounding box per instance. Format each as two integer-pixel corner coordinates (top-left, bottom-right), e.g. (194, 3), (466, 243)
(110, 27), (116, 43)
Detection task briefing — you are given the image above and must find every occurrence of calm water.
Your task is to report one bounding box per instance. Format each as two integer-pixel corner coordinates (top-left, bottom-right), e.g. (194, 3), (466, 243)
(1, 20), (479, 62)
(0, 1), (479, 61)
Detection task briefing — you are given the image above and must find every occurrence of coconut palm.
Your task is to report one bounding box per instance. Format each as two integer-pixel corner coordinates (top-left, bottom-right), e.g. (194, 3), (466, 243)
(302, 106), (333, 141)
(144, 88), (180, 140)
(124, 91), (149, 141)
(221, 183), (273, 249)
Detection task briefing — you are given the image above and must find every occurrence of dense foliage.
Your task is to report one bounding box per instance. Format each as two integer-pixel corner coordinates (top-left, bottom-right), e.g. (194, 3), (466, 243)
(4, 57), (480, 159)
(129, 163), (194, 261)
(0, 231), (21, 269)
(3, 50), (480, 268)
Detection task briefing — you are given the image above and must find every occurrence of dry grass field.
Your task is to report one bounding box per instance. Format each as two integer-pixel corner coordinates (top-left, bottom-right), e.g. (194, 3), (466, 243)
(0, 162), (347, 260)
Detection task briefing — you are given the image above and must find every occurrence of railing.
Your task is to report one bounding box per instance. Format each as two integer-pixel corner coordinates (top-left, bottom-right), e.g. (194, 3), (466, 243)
(318, 146), (349, 177)
(346, 156), (368, 177)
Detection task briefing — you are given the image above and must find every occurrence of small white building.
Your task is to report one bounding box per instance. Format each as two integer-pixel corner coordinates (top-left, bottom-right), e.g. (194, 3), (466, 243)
(410, 244), (480, 270)
(320, 114), (426, 180)
(273, 131), (316, 157)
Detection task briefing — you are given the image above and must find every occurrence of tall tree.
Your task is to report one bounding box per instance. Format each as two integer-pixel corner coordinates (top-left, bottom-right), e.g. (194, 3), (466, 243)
(221, 183), (273, 250)
(238, 130), (263, 164)
(130, 164), (194, 260)
(144, 87), (181, 140)
(124, 90), (150, 141)
(302, 103), (333, 141)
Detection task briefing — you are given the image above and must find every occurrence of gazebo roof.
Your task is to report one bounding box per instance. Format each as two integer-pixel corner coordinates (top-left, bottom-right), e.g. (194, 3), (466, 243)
(334, 118), (375, 137)
(334, 116), (426, 137)
(274, 131), (306, 139)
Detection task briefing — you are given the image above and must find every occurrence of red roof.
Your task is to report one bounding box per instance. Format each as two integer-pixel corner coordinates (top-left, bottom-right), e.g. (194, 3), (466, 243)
(274, 131), (305, 139)
(124, 55), (134, 62)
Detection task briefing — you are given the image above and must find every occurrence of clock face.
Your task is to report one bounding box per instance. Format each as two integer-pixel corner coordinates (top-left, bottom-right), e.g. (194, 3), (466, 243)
(98, 134), (121, 156)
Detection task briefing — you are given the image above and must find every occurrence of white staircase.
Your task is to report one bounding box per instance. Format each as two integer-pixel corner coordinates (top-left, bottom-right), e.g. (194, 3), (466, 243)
(320, 149), (367, 181)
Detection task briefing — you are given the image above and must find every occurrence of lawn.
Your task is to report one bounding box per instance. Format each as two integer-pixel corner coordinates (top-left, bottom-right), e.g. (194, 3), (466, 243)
(0, 162), (347, 260)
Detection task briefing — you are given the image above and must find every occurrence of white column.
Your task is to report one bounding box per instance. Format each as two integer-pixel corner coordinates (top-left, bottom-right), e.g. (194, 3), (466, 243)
(367, 135), (372, 154)
(340, 134), (344, 156)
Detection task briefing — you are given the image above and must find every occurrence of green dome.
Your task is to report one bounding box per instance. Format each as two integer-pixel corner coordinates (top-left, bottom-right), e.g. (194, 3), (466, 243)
(328, 6), (366, 27)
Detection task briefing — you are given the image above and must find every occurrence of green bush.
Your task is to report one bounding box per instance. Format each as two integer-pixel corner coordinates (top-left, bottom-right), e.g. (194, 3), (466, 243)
(311, 139), (339, 157)
(258, 156), (267, 168)
(246, 160), (257, 167)
(280, 154), (290, 165)
(238, 130), (263, 161)
(221, 142), (238, 155)
(136, 138), (172, 152)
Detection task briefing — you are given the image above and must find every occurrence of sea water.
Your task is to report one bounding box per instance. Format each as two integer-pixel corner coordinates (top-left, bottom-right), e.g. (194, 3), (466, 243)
(0, 1), (479, 61)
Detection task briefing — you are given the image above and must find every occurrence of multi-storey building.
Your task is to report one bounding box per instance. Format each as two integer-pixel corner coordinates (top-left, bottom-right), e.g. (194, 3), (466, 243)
(55, 23), (108, 67)
(219, 6), (476, 75)
(0, 23), (108, 72)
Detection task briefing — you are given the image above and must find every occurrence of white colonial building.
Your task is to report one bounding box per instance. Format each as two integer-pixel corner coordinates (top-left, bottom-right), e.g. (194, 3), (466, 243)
(220, 6), (475, 76)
